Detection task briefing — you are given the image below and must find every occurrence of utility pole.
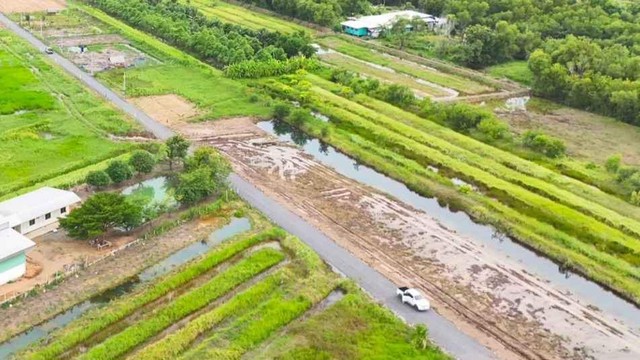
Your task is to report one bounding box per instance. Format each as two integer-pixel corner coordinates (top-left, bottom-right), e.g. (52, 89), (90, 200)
(123, 68), (126, 95)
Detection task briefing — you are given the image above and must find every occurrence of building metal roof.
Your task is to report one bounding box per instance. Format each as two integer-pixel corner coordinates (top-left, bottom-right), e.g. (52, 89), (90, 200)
(340, 10), (436, 30)
(0, 228), (35, 263)
(0, 187), (81, 227)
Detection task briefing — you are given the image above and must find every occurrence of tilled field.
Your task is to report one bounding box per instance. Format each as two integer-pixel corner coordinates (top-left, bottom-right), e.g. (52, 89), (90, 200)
(189, 119), (640, 360)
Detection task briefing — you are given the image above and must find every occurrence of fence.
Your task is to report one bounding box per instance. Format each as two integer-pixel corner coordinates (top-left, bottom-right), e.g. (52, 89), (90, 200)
(0, 237), (147, 307)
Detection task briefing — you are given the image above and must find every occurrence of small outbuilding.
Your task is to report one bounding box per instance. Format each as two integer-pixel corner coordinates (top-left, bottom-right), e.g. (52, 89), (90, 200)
(0, 187), (80, 286)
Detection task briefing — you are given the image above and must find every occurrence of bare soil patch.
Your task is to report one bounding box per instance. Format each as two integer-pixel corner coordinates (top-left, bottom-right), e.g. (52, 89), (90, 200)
(496, 103), (640, 166)
(184, 121), (640, 360)
(53, 34), (125, 47)
(130, 94), (202, 126)
(0, 0), (66, 14)
(69, 44), (151, 73)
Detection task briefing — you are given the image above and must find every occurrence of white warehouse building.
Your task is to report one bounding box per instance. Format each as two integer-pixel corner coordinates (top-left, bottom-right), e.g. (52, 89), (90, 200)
(0, 187), (81, 286)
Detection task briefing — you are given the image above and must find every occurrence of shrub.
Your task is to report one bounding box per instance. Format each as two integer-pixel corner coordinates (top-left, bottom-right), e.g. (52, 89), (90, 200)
(477, 118), (510, 140)
(128, 150), (156, 174)
(289, 109), (312, 126)
(522, 130), (566, 158)
(631, 191), (640, 206)
(272, 102), (291, 119)
(616, 166), (638, 182)
(437, 103), (491, 133)
(374, 84), (415, 108)
(85, 170), (110, 188)
(106, 160), (133, 183)
(627, 172), (640, 189)
(605, 155), (622, 173)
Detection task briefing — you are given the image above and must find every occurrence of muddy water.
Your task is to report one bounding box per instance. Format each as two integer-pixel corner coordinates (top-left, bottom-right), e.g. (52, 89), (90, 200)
(0, 217), (251, 358)
(257, 120), (640, 328)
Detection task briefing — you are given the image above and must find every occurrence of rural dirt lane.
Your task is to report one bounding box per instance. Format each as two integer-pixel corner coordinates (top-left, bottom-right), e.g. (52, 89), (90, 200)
(0, 13), (495, 359)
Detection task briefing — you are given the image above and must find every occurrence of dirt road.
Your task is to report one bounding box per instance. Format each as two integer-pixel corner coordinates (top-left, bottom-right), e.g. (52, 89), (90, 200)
(180, 118), (640, 360)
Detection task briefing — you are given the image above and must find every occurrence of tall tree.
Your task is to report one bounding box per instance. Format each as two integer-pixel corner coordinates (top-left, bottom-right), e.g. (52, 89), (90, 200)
(60, 193), (143, 240)
(166, 135), (190, 170)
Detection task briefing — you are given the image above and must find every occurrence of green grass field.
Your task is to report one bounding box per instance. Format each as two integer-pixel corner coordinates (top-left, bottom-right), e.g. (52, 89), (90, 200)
(487, 61), (533, 86)
(262, 74), (640, 303)
(67, 4), (272, 120)
(317, 36), (493, 95)
(0, 29), (137, 196)
(188, 0), (310, 34)
(21, 224), (446, 360)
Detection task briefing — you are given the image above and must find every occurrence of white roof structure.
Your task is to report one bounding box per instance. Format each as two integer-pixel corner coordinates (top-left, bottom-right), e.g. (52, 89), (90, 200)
(109, 55), (125, 64)
(341, 10), (436, 30)
(0, 187), (81, 228)
(0, 228), (35, 263)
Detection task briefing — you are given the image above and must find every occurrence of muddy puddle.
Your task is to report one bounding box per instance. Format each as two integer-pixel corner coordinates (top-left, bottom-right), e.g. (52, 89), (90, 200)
(0, 217), (251, 358)
(256, 120), (640, 328)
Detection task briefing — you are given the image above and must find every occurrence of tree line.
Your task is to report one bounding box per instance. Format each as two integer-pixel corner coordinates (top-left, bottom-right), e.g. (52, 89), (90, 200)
(86, 0), (315, 70)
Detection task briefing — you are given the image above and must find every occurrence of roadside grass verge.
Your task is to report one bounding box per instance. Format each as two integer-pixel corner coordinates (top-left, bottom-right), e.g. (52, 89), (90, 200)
(316, 36), (492, 95)
(188, 0), (309, 34)
(79, 248), (285, 360)
(252, 282), (450, 360)
(24, 228), (286, 360)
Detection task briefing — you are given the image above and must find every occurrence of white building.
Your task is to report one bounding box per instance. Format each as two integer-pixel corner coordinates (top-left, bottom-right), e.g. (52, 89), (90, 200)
(341, 10), (444, 38)
(0, 187), (81, 286)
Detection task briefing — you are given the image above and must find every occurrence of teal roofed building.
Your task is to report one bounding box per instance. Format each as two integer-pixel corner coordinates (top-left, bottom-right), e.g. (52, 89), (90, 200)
(0, 187), (81, 286)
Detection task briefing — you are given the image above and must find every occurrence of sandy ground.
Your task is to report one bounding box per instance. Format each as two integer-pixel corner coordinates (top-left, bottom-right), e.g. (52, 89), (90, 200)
(171, 118), (640, 360)
(0, 0), (66, 14)
(0, 204), (237, 342)
(130, 95), (201, 125)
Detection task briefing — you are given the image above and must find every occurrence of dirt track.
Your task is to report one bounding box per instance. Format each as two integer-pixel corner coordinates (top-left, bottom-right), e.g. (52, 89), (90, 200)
(176, 118), (640, 360)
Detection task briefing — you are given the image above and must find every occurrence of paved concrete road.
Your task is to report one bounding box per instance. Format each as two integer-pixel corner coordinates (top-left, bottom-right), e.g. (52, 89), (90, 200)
(1, 13), (495, 359)
(231, 175), (495, 360)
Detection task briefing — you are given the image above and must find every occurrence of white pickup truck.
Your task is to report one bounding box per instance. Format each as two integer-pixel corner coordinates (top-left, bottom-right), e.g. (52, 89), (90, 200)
(396, 287), (430, 311)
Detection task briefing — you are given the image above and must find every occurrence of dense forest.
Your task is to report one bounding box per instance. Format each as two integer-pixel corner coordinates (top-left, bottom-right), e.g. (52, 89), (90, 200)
(235, 0), (640, 125)
(85, 0), (315, 73)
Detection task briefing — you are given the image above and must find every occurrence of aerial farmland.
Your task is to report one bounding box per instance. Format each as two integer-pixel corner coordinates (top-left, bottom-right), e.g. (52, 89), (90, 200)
(1, 1), (640, 360)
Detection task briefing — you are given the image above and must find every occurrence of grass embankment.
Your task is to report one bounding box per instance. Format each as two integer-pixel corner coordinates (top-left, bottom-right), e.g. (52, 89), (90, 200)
(486, 61), (533, 86)
(24, 228), (287, 360)
(288, 78), (640, 246)
(79, 248), (285, 360)
(319, 52), (449, 97)
(73, 4), (271, 119)
(316, 36), (492, 95)
(0, 28), (138, 194)
(188, 0), (309, 34)
(262, 77), (640, 302)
